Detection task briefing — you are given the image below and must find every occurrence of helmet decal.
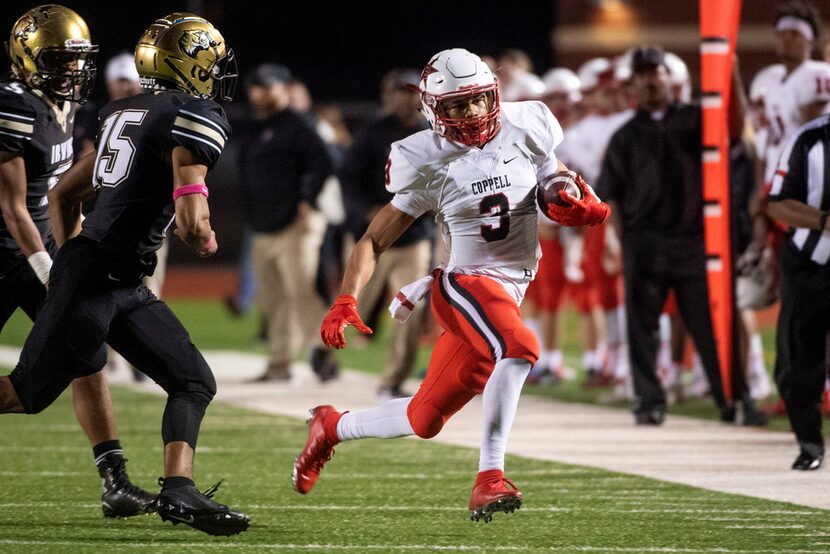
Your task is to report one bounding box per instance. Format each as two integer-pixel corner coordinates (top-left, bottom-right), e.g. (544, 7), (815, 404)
(179, 29), (212, 59)
(134, 13), (236, 101)
(8, 5), (99, 103)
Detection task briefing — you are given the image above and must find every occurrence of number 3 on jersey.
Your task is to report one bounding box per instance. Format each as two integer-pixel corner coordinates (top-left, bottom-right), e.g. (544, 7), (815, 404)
(479, 193), (510, 242)
(93, 109), (146, 188)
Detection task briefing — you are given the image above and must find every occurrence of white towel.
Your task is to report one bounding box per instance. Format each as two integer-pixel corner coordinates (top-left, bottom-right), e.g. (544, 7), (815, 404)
(388, 274), (434, 323)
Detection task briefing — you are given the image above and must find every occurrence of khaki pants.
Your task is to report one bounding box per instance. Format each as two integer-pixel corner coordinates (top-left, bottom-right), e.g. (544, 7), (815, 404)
(358, 240), (432, 389)
(253, 211), (328, 368)
(144, 238), (169, 297)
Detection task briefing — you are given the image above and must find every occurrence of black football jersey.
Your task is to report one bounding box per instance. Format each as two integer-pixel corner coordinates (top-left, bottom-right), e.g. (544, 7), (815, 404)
(81, 90), (230, 273)
(0, 80), (76, 253)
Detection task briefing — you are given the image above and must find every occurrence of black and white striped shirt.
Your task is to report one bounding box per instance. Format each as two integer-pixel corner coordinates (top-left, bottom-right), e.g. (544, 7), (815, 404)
(769, 114), (830, 266)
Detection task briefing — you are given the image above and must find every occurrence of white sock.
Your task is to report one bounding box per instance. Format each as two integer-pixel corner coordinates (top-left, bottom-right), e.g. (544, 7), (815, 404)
(548, 349), (563, 371)
(524, 317), (541, 344)
(659, 313), (671, 341)
(583, 350), (596, 371)
(479, 358), (532, 471)
(617, 305), (628, 343)
(605, 309), (620, 344)
(657, 314), (672, 374)
(336, 397), (414, 441)
(614, 341), (630, 380)
(749, 334), (765, 372)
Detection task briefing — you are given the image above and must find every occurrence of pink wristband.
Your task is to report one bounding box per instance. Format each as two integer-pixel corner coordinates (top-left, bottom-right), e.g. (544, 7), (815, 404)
(173, 184), (209, 202)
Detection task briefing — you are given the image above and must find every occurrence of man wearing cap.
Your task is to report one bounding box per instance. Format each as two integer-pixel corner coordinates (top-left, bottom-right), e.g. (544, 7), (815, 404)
(73, 52), (142, 158)
(339, 69), (433, 400)
(596, 46), (767, 426)
(237, 63), (336, 381)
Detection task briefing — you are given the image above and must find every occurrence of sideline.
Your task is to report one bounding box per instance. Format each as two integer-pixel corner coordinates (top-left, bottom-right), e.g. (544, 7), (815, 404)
(0, 345), (825, 511)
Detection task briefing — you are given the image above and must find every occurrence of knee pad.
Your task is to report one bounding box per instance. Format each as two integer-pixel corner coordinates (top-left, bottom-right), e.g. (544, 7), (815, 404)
(161, 369), (216, 448)
(185, 366), (217, 412)
(504, 325), (540, 364)
(406, 401), (445, 439)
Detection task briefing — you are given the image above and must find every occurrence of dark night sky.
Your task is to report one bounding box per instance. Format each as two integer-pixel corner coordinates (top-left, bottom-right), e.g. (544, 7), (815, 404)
(3, 1), (556, 104)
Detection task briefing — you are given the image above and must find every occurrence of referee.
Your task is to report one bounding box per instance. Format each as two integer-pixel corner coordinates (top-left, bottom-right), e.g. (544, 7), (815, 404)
(766, 113), (830, 471)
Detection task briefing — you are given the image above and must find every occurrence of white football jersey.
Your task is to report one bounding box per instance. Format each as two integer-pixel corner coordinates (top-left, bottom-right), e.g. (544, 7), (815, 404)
(557, 109), (633, 184)
(763, 59), (830, 182)
(388, 101), (563, 302)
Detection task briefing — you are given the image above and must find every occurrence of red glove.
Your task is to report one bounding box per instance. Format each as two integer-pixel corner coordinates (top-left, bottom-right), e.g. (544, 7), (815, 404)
(546, 174), (610, 227)
(320, 294), (373, 349)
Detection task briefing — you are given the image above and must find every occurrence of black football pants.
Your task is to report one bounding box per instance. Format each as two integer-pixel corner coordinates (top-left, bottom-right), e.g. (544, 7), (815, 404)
(622, 232), (728, 413)
(8, 237), (216, 448)
(0, 242), (57, 329)
(774, 245), (830, 452)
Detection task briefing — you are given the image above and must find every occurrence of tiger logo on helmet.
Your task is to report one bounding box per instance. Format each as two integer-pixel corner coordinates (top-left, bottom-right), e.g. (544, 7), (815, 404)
(134, 13), (237, 101)
(179, 28), (212, 59)
(7, 4), (99, 103)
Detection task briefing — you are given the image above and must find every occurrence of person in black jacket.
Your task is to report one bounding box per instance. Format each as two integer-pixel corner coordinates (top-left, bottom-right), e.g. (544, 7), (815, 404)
(237, 64), (337, 381)
(339, 69), (434, 400)
(596, 46), (766, 426)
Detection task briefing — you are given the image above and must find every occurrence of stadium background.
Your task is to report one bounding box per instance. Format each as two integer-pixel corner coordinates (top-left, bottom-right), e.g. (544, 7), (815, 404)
(0, 0), (791, 275)
(1, 1), (827, 551)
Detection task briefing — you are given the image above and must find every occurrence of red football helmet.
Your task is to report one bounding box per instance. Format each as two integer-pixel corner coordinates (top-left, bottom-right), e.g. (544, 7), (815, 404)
(419, 48), (500, 147)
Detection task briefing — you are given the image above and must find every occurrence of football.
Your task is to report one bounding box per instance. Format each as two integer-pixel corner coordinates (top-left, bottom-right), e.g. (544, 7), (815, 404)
(537, 170), (582, 211)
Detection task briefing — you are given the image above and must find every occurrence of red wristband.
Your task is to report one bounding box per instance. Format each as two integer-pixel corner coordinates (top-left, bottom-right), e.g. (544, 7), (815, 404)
(173, 184), (209, 202)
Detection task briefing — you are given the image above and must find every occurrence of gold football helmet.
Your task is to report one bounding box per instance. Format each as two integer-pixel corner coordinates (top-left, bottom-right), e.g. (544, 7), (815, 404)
(7, 4), (98, 103)
(135, 13), (237, 101)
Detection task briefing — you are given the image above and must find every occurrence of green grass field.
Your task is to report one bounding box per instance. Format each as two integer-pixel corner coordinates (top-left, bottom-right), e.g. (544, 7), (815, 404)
(0, 299), (791, 430)
(1, 299), (820, 552)
(0, 387), (827, 553)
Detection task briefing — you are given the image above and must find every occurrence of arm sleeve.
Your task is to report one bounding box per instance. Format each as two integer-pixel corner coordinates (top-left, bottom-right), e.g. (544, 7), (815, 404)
(170, 99), (231, 169)
(0, 88), (36, 154)
(768, 131), (807, 202)
(386, 142), (434, 218)
(533, 102), (565, 181)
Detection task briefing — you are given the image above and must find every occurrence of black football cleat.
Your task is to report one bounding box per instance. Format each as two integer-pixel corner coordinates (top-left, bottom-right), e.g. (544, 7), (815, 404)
(156, 479), (250, 536)
(792, 446), (824, 471)
(634, 406), (666, 426)
(310, 347), (340, 382)
(98, 455), (157, 518)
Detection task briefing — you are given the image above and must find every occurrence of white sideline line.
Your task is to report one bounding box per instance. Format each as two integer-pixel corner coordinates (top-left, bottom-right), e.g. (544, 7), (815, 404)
(0, 471), (86, 477)
(725, 524), (807, 529)
(0, 502), (818, 518)
(0, 541), (826, 553)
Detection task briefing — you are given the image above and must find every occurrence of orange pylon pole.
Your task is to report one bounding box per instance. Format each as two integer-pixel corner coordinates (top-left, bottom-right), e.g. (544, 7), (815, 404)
(699, 0), (742, 400)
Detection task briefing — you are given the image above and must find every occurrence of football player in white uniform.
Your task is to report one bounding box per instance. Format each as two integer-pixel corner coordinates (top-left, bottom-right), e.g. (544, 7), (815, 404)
(523, 68), (583, 383)
(555, 57), (632, 387)
(762, 1), (830, 184)
(292, 48), (609, 522)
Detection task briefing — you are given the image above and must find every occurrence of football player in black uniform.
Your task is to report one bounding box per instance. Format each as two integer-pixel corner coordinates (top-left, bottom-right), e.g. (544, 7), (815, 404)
(0, 5), (155, 518)
(0, 13), (249, 536)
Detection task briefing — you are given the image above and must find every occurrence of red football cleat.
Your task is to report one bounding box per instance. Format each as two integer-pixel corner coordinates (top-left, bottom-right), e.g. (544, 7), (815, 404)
(469, 470), (523, 523)
(292, 405), (340, 494)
